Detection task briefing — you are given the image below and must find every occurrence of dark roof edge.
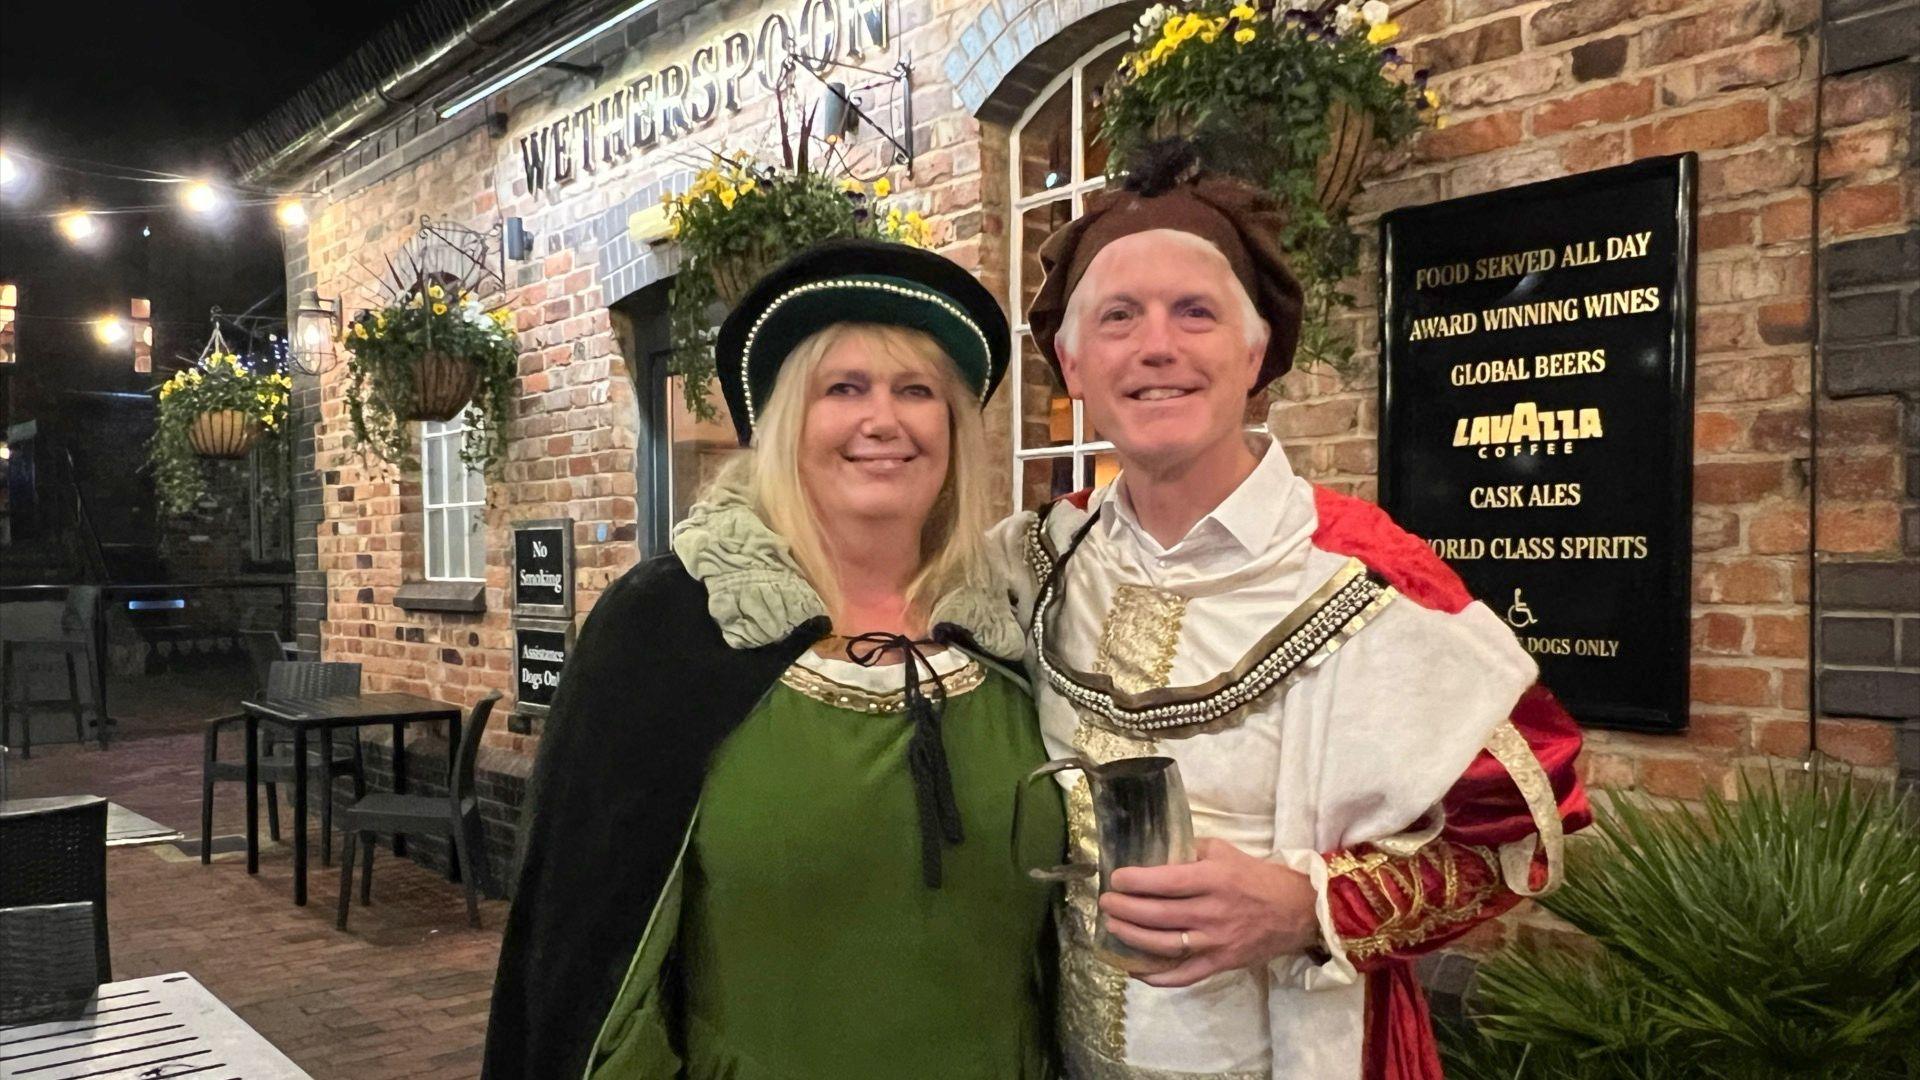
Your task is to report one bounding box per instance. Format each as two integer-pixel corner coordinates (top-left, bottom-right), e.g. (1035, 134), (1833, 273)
(226, 0), (568, 186)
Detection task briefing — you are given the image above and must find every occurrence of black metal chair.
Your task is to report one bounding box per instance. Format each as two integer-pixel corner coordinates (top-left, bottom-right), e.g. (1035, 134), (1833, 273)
(201, 660), (366, 867)
(0, 585), (107, 757)
(239, 628), (296, 690)
(337, 691), (501, 930)
(0, 796), (110, 986)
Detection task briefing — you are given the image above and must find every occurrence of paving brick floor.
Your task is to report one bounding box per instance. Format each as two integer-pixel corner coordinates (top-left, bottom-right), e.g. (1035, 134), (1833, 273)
(8, 712), (507, 1079)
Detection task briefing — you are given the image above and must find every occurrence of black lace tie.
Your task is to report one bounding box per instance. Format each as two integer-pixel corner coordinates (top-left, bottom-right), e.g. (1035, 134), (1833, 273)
(843, 631), (964, 889)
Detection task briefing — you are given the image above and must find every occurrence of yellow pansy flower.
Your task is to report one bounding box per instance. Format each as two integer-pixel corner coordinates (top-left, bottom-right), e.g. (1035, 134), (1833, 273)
(717, 186), (737, 209)
(1229, 3), (1255, 18)
(873, 177), (892, 198)
(842, 178), (863, 193)
(738, 178), (757, 195)
(354, 323), (369, 339)
(432, 302), (448, 315)
(1424, 88), (1441, 109)
(427, 284), (445, 300)
(1368, 20), (1400, 44)
(1234, 26), (1256, 43)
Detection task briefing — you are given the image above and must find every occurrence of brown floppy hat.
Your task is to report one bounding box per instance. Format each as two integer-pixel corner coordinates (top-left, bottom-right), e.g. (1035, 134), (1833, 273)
(1025, 141), (1305, 394)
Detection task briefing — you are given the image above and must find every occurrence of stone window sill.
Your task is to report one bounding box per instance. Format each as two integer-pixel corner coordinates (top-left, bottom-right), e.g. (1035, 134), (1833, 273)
(393, 581), (486, 614)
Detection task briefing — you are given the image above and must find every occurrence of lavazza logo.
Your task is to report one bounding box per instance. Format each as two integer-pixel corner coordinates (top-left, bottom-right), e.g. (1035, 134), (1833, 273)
(518, 0), (888, 192)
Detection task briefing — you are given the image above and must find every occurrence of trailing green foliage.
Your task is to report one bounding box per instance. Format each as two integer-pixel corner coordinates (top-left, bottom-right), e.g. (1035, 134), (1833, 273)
(661, 156), (929, 421)
(341, 286), (518, 474)
(146, 352), (292, 515)
(1098, 0), (1433, 375)
(1444, 770), (1920, 1079)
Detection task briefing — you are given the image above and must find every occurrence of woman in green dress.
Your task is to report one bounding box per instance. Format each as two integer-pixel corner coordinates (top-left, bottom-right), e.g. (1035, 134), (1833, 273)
(483, 240), (1065, 1080)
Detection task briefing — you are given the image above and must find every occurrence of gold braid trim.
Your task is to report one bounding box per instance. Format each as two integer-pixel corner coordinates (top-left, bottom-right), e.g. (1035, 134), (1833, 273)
(1330, 843), (1503, 962)
(1483, 720), (1567, 897)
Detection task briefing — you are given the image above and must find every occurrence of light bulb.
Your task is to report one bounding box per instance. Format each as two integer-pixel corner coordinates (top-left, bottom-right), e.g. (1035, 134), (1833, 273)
(182, 182), (220, 213)
(59, 210), (96, 242)
(93, 316), (129, 346)
(277, 199), (308, 228)
(0, 151), (15, 187)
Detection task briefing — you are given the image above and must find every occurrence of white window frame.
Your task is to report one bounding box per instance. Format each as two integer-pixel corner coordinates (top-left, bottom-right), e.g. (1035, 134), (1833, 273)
(1007, 34), (1131, 508)
(421, 417), (486, 582)
(1006, 33), (1270, 509)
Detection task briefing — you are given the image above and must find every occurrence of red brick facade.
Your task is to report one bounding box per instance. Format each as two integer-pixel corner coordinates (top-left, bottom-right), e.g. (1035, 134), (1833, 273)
(275, 0), (1913, 827)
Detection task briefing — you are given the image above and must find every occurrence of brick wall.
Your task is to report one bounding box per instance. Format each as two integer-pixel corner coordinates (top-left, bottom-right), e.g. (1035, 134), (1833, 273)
(277, 0), (1914, 884)
(282, 0), (1008, 865)
(1265, 0), (1914, 815)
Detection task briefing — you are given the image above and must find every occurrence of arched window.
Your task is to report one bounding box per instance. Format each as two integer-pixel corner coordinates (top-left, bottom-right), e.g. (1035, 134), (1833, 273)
(1006, 34), (1130, 511)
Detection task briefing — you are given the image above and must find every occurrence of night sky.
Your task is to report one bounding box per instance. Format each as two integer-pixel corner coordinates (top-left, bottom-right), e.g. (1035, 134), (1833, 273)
(0, 0), (405, 404)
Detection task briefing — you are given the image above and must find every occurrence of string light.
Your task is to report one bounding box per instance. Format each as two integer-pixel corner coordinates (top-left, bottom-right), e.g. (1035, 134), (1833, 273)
(59, 210), (97, 242)
(181, 181), (220, 214)
(93, 315), (129, 346)
(0, 151), (16, 187)
(277, 199), (307, 228)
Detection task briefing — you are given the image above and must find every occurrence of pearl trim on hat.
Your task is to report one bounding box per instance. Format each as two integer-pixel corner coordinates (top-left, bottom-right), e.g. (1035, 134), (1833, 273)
(739, 277), (993, 431)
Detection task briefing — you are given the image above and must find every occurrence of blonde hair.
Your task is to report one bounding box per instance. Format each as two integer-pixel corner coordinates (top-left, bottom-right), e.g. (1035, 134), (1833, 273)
(711, 322), (995, 625)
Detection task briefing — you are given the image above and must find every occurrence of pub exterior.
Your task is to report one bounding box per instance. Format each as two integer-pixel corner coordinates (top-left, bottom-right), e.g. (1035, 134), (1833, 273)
(238, 0), (1918, 905)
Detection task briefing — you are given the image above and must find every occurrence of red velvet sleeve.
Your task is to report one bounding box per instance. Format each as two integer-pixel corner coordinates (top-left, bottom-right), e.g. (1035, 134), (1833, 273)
(1324, 682), (1592, 970)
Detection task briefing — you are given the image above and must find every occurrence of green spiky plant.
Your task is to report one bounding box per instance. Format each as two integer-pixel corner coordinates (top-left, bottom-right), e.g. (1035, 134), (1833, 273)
(1443, 768), (1920, 1079)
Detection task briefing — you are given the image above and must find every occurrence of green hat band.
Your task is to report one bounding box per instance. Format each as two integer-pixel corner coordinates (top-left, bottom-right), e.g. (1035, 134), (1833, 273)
(738, 274), (994, 432)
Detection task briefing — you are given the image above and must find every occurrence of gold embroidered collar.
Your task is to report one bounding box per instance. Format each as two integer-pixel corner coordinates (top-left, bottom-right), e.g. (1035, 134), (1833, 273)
(1026, 509), (1396, 735)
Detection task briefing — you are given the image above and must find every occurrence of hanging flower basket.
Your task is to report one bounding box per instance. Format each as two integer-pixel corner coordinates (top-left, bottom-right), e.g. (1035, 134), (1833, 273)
(406, 350), (483, 422)
(663, 150), (935, 421)
(147, 350), (293, 515)
(1150, 100), (1376, 217)
(709, 242), (783, 308)
(188, 409), (264, 458)
(1101, 1), (1439, 374)
(1315, 100), (1372, 216)
(343, 287), (518, 474)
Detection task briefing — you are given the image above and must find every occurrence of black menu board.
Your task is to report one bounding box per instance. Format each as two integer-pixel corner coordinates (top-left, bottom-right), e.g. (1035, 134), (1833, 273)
(512, 518), (573, 617)
(514, 620), (573, 716)
(1379, 155), (1696, 733)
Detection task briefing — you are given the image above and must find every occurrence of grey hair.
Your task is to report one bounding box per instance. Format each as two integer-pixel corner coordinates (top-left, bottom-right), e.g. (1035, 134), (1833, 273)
(1054, 228), (1267, 358)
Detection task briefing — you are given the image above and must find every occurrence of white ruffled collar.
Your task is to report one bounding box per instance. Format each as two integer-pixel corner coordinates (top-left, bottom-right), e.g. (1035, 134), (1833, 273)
(670, 474), (1023, 659)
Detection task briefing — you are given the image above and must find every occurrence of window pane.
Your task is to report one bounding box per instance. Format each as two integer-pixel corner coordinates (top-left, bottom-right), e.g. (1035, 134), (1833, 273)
(429, 435), (449, 506)
(1081, 40), (1132, 180)
(1020, 456), (1076, 512)
(427, 508), (447, 579)
(1019, 201), (1073, 318)
(1018, 334), (1075, 449)
(1018, 81), (1074, 199)
(464, 460), (485, 505)
(465, 506), (487, 580)
(1091, 451), (1122, 489)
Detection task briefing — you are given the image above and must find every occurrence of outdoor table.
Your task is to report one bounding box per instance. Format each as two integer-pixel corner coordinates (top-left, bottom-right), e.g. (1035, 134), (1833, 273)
(0, 970), (311, 1078)
(0, 796), (182, 847)
(238, 692), (462, 906)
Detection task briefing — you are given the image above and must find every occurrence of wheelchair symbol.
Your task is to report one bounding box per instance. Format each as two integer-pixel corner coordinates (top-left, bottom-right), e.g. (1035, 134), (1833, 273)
(1505, 588), (1538, 629)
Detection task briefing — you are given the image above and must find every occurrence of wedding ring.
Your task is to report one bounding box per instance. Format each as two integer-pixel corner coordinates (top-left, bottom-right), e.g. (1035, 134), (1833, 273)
(1179, 930), (1192, 957)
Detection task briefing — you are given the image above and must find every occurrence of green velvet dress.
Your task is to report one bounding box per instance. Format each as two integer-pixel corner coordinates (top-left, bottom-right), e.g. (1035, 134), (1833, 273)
(676, 648), (1066, 1080)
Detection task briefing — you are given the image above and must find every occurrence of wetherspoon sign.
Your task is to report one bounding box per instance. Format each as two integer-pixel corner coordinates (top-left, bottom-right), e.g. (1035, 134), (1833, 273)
(1379, 155), (1697, 733)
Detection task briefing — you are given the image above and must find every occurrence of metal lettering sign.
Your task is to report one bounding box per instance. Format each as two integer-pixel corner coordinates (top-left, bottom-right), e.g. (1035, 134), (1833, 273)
(518, 0), (889, 192)
(513, 619), (575, 717)
(1379, 154), (1697, 733)
(512, 518), (574, 617)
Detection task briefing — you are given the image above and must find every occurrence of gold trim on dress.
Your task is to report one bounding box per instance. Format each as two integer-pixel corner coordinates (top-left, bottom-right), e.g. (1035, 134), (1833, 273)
(1331, 843), (1503, 962)
(777, 660), (985, 714)
(1482, 720), (1566, 896)
(1026, 512), (1396, 735)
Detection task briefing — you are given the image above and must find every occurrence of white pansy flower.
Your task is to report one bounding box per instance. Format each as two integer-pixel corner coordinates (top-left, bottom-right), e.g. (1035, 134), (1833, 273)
(1333, 2), (1360, 32)
(1361, 0), (1391, 24)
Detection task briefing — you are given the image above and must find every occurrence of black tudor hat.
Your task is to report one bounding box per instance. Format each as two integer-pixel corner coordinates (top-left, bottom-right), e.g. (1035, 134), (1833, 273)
(714, 238), (1011, 446)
